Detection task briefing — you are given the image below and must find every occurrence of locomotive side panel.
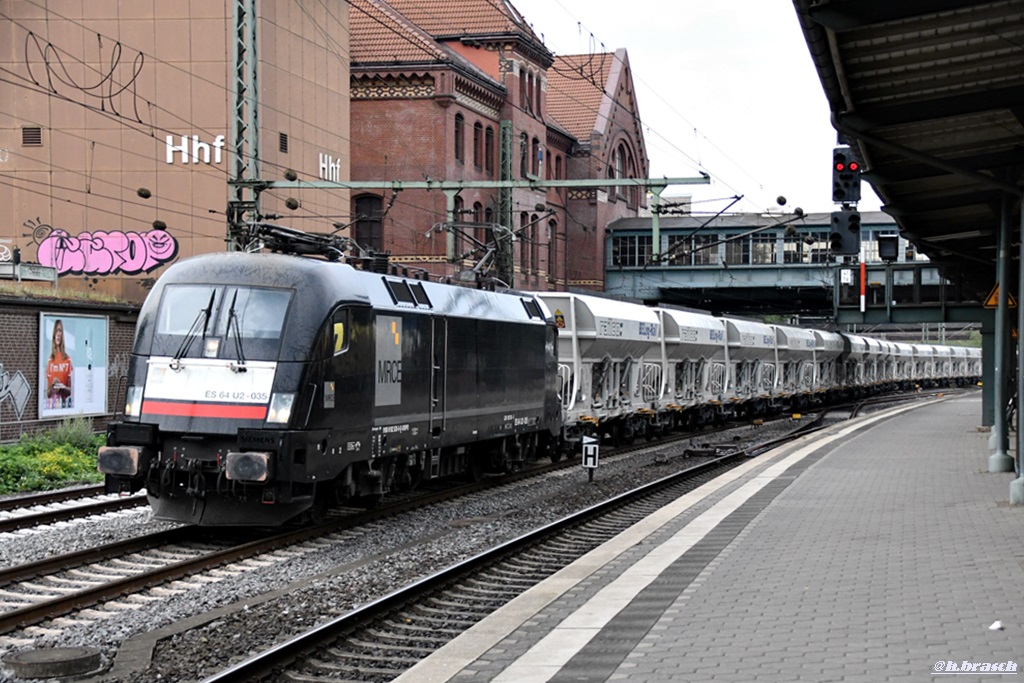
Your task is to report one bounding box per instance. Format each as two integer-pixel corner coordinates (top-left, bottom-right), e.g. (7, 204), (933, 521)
(297, 305), (375, 482)
(369, 311), (553, 458)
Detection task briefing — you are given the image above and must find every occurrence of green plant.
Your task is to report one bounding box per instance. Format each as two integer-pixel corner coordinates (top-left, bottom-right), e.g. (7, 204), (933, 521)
(0, 421), (106, 494)
(49, 417), (100, 451)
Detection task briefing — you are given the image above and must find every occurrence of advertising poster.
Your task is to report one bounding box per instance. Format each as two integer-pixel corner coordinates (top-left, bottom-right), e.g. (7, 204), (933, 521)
(38, 313), (108, 418)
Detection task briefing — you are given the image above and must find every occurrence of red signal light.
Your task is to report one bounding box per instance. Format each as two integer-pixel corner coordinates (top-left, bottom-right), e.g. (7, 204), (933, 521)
(849, 161), (860, 171)
(835, 162), (846, 171)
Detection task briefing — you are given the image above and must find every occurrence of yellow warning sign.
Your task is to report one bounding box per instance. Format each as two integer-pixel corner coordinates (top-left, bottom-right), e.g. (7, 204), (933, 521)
(984, 284), (1017, 309)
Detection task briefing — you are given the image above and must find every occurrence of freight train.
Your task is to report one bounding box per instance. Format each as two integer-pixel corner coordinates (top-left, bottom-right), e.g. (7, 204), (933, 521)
(97, 229), (980, 526)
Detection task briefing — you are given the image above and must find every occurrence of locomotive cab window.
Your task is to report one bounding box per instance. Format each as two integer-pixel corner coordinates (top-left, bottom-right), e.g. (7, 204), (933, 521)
(214, 287), (291, 339)
(154, 284), (292, 359)
(158, 285), (222, 335)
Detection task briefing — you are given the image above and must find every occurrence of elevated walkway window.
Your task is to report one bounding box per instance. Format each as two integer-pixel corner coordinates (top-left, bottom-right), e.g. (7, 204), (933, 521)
(610, 235), (652, 267)
(665, 234), (720, 265)
(783, 234), (807, 263)
(692, 234), (719, 265)
(893, 268), (915, 304)
(751, 234), (777, 265)
(725, 237), (750, 265)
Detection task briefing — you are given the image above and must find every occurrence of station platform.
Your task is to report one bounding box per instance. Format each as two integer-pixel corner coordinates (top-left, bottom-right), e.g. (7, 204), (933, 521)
(395, 393), (1024, 682)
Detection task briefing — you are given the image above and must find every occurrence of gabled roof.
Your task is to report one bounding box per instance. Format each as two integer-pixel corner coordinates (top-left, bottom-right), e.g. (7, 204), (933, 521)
(546, 53), (615, 141)
(350, 0), (502, 92)
(350, 0), (451, 63)
(382, 0), (539, 40)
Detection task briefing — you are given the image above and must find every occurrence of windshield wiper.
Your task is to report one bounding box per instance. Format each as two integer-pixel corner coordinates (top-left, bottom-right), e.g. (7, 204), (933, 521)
(226, 289), (247, 373)
(170, 290), (215, 371)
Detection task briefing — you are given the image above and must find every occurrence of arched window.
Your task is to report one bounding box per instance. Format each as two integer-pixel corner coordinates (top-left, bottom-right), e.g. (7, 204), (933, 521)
(353, 194), (383, 252)
(473, 202), (484, 248)
(484, 207), (494, 248)
(473, 122), (483, 169)
(519, 68), (527, 112)
(453, 196), (465, 258)
(519, 211), (530, 274)
(530, 213), (539, 272)
(531, 137), (540, 177)
(625, 149), (639, 207)
(454, 114), (464, 163)
(555, 155), (563, 200)
(485, 126), (495, 175)
(614, 144), (626, 199)
(520, 132), (529, 178)
(547, 219), (557, 281)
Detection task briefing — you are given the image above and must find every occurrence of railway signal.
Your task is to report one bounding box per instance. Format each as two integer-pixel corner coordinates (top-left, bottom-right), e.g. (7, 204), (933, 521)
(830, 207), (861, 255)
(832, 147), (862, 203)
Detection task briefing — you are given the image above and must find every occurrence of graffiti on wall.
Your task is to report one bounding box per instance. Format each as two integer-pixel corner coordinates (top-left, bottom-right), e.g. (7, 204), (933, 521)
(0, 362), (32, 421)
(108, 352), (130, 380)
(24, 31), (149, 125)
(25, 219), (179, 276)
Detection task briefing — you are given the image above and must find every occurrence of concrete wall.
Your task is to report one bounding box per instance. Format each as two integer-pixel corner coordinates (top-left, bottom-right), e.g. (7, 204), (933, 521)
(0, 1), (350, 303)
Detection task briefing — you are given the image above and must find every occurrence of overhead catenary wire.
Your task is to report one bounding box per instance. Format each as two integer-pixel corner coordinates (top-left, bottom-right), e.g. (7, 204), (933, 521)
(5, 0), (558, 236)
(512, 0), (771, 209)
(3, 0), (718, 245)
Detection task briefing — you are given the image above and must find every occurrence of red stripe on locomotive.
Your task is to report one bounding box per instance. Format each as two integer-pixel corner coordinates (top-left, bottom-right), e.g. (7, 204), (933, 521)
(142, 400), (268, 420)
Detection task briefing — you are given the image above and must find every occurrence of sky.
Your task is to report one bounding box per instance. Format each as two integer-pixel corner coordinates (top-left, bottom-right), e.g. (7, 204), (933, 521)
(510, 0), (883, 217)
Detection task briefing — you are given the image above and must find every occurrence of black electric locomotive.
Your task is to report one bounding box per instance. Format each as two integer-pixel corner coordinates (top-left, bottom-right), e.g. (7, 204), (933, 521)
(98, 250), (560, 525)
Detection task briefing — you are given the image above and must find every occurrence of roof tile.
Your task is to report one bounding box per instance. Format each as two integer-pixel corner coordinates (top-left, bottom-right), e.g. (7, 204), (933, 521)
(546, 53), (613, 140)
(383, 0), (535, 38)
(350, 0), (451, 63)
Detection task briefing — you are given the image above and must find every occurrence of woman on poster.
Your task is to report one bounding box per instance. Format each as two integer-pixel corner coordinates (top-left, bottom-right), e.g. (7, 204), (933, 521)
(46, 319), (73, 409)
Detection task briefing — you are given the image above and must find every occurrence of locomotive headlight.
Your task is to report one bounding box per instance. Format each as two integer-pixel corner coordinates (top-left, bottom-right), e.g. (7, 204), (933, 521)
(124, 386), (143, 418)
(266, 392), (295, 425)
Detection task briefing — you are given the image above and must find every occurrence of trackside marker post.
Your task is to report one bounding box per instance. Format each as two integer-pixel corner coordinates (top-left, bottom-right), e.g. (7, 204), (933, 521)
(582, 435), (599, 483)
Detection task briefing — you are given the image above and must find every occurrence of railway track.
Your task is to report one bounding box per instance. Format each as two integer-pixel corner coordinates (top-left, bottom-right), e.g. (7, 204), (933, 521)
(0, 389), (958, 680)
(0, 490), (148, 534)
(0, 443), (671, 640)
(202, 452), (749, 681)
(198, 392), (961, 682)
(0, 484), (106, 512)
(197, 410), (843, 682)
(0, 414), (726, 538)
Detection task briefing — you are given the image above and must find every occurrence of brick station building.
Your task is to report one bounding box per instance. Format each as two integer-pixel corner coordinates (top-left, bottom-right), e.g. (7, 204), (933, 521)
(1, 0), (652, 298)
(349, 0), (651, 290)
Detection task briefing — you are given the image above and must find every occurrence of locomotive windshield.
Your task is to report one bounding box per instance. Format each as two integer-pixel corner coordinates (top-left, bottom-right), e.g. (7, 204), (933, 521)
(154, 285), (292, 359)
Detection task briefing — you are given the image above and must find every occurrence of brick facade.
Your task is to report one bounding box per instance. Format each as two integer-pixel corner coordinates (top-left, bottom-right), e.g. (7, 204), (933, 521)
(0, 298), (138, 442)
(350, 1), (650, 292)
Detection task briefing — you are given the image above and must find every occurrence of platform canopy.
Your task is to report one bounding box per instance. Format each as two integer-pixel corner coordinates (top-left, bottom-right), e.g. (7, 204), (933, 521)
(794, 0), (1024, 298)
